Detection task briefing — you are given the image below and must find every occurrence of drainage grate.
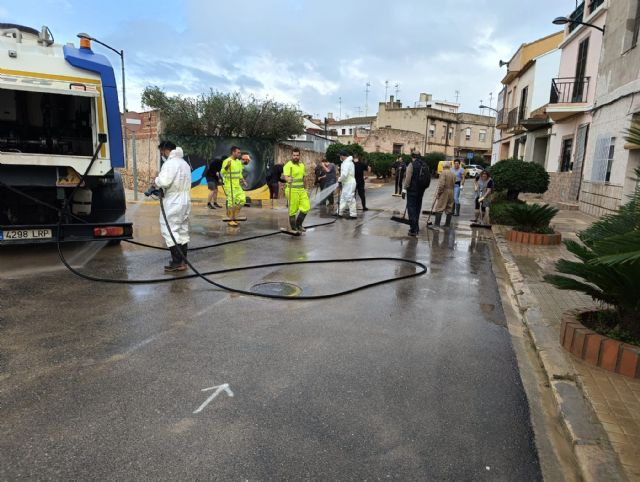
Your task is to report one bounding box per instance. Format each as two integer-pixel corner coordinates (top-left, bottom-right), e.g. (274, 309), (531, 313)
(250, 282), (302, 297)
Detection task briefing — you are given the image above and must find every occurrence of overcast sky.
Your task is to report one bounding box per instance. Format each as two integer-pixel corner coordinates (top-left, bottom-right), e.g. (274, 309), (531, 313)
(3, 0), (579, 119)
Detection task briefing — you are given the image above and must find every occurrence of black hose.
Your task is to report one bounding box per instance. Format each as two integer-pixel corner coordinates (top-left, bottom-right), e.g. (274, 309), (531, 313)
(5, 157), (428, 299)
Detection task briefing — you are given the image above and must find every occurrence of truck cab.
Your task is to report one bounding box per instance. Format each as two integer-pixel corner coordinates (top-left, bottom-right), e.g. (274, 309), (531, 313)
(0, 23), (132, 244)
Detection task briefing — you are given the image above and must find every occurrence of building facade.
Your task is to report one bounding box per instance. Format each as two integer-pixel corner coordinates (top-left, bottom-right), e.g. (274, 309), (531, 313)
(545, 0), (607, 205)
(494, 31), (564, 164)
(580, 0), (640, 216)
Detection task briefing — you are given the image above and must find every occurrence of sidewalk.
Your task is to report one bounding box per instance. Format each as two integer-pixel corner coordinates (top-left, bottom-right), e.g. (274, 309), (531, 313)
(492, 210), (640, 481)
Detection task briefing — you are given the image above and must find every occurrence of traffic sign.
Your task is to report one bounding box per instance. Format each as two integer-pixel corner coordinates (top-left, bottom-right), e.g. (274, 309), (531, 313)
(124, 112), (143, 132)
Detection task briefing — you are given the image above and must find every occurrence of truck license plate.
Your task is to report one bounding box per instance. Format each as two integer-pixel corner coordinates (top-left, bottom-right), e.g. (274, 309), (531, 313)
(0, 229), (53, 241)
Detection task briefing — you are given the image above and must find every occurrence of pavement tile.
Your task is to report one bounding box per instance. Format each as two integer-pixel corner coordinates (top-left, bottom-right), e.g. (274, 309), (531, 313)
(499, 208), (640, 482)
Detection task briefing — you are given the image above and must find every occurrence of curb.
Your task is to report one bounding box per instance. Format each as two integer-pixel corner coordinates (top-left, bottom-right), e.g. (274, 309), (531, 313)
(491, 228), (628, 482)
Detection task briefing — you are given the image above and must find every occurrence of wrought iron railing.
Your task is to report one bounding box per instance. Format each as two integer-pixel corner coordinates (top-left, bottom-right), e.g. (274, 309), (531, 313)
(589, 0), (604, 14)
(496, 108), (506, 126)
(569, 2), (585, 33)
(549, 77), (590, 104)
(507, 108), (519, 129)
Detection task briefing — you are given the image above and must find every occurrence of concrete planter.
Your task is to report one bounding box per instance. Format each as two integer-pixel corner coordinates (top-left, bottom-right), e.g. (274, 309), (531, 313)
(561, 308), (640, 379)
(506, 229), (561, 245)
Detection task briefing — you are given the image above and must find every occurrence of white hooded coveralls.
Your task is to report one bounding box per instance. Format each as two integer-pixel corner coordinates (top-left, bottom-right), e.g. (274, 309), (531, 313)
(338, 156), (357, 217)
(155, 147), (192, 247)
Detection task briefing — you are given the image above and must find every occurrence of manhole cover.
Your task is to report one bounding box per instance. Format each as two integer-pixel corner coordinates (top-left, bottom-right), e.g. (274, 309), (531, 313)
(250, 282), (302, 297)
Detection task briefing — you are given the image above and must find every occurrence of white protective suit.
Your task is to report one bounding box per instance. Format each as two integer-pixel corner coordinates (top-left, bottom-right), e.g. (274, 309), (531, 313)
(338, 156), (357, 217)
(155, 147), (192, 247)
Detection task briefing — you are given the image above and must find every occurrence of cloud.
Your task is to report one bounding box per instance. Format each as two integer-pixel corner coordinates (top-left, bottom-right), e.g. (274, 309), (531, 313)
(10, 0), (574, 118)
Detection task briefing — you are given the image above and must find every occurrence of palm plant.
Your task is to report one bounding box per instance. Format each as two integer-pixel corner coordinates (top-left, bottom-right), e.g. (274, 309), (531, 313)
(625, 120), (640, 147)
(544, 168), (640, 338)
(506, 203), (558, 233)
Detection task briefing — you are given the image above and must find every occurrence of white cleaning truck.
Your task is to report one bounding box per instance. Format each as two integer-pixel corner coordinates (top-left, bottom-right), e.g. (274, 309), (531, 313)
(0, 23), (132, 244)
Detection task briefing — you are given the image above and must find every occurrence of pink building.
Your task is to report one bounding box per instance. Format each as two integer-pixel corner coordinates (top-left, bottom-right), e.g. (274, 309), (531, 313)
(545, 0), (607, 204)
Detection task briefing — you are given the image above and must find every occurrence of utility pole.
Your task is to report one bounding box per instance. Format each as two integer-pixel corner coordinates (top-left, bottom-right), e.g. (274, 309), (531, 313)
(480, 100), (484, 115)
(384, 80), (389, 102)
(354, 106), (362, 116)
(488, 92), (494, 111)
(365, 81), (371, 116)
(455, 90), (460, 103)
(339, 97), (342, 120)
(394, 82), (400, 99)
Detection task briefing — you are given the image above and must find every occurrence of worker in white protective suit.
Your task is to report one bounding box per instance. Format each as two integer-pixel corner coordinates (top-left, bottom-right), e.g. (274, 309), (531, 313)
(155, 141), (192, 273)
(337, 150), (357, 219)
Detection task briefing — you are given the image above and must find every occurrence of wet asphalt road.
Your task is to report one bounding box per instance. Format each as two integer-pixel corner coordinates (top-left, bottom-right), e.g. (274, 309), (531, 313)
(0, 183), (542, 481)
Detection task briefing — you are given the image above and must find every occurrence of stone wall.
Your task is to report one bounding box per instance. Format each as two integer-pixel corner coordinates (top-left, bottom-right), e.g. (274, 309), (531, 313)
(119, 110), (161, 192)
(359, 127), (426, 155)
(542, 172), (576, 203)
(276, 143), (324, 189)
(579, 181), (624, 217)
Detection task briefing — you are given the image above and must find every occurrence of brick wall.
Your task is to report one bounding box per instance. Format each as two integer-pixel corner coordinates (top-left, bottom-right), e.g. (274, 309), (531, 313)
(119, 110), (161, 192)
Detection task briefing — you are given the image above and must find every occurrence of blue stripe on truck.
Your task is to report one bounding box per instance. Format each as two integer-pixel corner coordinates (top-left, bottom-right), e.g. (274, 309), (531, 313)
(62, 45), (124, 169)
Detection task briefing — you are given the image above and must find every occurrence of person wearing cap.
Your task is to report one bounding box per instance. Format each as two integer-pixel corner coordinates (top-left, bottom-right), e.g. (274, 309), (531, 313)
(283, 147), (310, 232)
(337, 150), (357, 219)
(155, 140), (192, 272)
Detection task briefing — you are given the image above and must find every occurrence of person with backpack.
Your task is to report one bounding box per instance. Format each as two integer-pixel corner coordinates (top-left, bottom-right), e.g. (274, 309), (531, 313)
(401, 151), (430, 236)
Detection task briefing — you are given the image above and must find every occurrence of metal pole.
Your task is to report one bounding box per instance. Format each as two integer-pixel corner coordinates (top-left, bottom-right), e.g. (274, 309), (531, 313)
(132, 130), (138, 201)
(120, 50), (128, 170)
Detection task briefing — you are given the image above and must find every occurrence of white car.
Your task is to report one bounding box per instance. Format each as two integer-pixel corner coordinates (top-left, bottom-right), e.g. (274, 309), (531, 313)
(465, 164), (483, 178)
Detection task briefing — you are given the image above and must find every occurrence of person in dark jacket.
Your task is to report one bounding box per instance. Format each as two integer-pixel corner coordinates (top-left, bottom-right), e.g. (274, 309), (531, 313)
(206, 157), (223, 209)
(266, 160), (284, 208)
(402, 152), (428, 236)
(392, 156), (406, 197)
(353, 153), (369, 211)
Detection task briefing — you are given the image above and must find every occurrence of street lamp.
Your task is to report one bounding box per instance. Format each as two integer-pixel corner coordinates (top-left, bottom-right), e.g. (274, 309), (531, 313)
(552, 16), (605, 34)
(479, 105), (498, 114)
(77, 32), (129, 172)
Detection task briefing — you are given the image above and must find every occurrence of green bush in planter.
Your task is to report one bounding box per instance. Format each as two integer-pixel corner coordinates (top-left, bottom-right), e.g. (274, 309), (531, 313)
(544, 168), (640, 339)
(423, 152), (446, 175)
(489, 159), (550, 201)
(506, 203), (558, 234)
(325, 143), (365, 164)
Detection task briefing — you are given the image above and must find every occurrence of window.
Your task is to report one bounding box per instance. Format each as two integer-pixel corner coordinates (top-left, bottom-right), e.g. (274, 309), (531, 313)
(448, 127), (454, 140)
(519, 86), (528, 122)
(465, 128), (471, 141)
(429, 124), (435, 138)
(341, 129), (346, 135)
(605, 137), (616, 182)
(560, 138), (574, 172)
(392, 143), (403, 155)
(349, 128), (353, 135)
(592, 136), (616, 182)
(479, 130), (487, 142)
(574, 37), (589, 102)
(633, 1), (640, 47)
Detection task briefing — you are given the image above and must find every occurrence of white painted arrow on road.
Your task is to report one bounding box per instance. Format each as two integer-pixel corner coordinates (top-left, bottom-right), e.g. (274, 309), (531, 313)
(193, 383), (234, 414)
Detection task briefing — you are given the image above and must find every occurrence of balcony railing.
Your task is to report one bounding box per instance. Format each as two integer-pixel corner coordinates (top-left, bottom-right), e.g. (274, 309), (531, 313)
(589, 0), (604, 14)
(496, 108), (506, 126)
(549, 77), (590, 104)
(507, 108), (519, 129)
(568, 2), (585, 33)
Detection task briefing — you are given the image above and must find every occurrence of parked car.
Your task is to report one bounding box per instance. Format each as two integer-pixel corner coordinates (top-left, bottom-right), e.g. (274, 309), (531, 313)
(465, 164), (483, 178)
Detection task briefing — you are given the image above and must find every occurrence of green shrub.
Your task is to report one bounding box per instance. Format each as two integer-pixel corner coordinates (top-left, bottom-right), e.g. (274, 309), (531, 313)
(423, 152), (445, 175)
(544, 168), (640, 338)
(506, 203), (558, 233)
(489, 201), (519, 225)
(367, 152), (395, 178)
(325, 143), (365, 164)
(489, 159), (550, 201)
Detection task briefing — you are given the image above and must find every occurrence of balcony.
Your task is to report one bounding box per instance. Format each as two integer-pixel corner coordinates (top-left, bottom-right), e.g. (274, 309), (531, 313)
(496, 108), (507, 129)
(507, 108), (519, 129)
(589, 0), (604, 14)
(547, 77), (591, 121)
(550, 77), (590, 104)
(568, 2), (584, 33)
